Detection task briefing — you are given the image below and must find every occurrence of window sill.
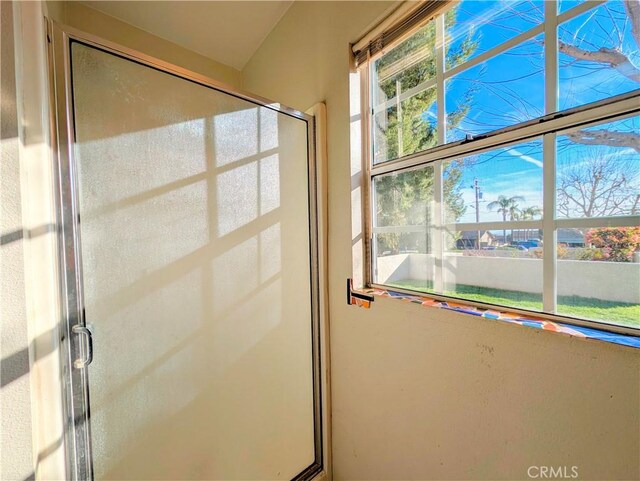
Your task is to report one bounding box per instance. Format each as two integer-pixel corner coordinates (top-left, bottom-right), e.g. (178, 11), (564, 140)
(358, 286), (640, 349)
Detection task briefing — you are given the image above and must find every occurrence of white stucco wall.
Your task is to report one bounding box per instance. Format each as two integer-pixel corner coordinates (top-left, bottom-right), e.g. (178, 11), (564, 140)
(379, 253), (640, 304)
(376, 254), (411, 284)
(558, 258), (640, 303)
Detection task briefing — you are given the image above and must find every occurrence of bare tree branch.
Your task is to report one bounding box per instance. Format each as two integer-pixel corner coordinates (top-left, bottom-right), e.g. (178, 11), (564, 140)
(558, 41), (640, 82)
(625, 0), (640, 47)
(566, 129), (640, 152)
(557, 149), (640, 218)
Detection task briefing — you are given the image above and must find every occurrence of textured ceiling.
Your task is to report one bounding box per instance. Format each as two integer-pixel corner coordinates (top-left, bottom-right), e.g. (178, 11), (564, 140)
(82, 1), (294, 70)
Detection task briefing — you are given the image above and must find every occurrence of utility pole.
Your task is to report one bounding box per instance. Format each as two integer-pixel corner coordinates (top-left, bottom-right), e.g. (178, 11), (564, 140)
(473, 178), (481, 249)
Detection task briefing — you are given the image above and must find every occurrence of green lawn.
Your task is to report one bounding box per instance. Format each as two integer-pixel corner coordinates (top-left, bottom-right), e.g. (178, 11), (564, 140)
(387, 279), (640, 328)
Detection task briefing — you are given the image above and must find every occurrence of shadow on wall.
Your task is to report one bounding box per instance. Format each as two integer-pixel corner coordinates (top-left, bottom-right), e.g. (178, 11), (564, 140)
(1, 1), (37, 478)
(68, 44), (315, 480)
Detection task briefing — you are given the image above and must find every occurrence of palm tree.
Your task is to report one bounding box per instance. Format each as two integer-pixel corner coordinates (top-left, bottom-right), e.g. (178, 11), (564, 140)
(520, 206), (542, 240)
(508, 205), (521, 241)
(487, 195), (524, 244)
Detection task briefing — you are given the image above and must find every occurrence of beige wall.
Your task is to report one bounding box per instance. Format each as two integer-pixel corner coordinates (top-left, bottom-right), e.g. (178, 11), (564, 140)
(242, 2), (640, 480)
(1, 2), (34, 480)
(4, 1), (68, 479)
(59, 2), (242, 87)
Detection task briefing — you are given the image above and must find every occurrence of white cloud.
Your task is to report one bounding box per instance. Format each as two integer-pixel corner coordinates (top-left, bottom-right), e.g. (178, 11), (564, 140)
(506, 148), (543, 168)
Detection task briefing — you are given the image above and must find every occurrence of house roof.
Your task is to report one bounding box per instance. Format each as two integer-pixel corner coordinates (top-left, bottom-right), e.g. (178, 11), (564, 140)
(459, 230), (495, 240)
(557, 228), (585, 243)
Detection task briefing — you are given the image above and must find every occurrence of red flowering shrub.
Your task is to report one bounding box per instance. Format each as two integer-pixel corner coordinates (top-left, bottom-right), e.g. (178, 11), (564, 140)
(585, 227), (640, 262)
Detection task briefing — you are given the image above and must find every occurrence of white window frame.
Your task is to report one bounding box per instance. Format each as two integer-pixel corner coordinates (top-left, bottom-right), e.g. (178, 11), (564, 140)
(359, 0), (640, 336)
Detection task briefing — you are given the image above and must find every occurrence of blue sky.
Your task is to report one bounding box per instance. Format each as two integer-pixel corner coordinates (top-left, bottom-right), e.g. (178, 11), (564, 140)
(446, 0), (639, 131)
(448, 140), (544, 223)
(441, 0), (639, 223)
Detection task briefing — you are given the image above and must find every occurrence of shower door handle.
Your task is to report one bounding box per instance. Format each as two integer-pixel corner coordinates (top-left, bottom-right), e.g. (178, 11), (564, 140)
(72, 325), (93, 369)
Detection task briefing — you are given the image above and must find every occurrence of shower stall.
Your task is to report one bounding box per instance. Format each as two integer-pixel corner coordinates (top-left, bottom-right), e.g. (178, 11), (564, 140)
(49, 21), (325, 481)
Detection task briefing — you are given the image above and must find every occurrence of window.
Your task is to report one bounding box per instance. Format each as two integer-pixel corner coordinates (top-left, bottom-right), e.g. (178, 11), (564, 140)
(361, 0), (639, 332)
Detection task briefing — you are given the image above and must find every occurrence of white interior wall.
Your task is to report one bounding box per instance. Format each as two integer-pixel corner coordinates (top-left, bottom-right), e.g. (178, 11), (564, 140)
(2, 2), (70, 480)
(242, 2), (640, 480)
(1, 2), (34, 480)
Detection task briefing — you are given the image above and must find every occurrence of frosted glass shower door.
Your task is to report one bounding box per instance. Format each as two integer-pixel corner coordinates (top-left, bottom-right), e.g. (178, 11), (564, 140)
(54, 34), (321, 481)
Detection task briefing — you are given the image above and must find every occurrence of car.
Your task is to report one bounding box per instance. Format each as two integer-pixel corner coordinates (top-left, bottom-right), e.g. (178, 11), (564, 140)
(515, 240), (541, 249)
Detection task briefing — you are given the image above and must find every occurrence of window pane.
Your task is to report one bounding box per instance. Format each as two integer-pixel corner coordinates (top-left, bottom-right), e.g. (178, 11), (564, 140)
(372, 89), (437, 164)
(446, 0), (543, 71)
(374, 232), (437, 289)
(372, 22), (437, 163)
(442, 229), (543, 311)
(556, 115), (640, 219)
(556, 230), (640, 328)
(368, 2), (640, 331)
(558, 0), (585, 14)
(445, 35), (544, 141)
(444, 140), (544, 226)
(558, 1), (640, 110)
(372, 166), (435, 285)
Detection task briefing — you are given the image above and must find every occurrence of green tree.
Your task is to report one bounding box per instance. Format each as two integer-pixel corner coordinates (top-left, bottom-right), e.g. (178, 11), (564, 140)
(520, 205), (542, 241)
(374, 6), (478, 254)
(508, 202), (522, 241)
(374, 8), (477, 162)
(375, 168), (434, 253)
(487, 195), (525, 244)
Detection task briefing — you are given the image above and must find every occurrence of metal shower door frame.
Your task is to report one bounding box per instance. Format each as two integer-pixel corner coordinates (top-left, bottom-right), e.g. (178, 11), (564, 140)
(47, 20), (323, 481)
